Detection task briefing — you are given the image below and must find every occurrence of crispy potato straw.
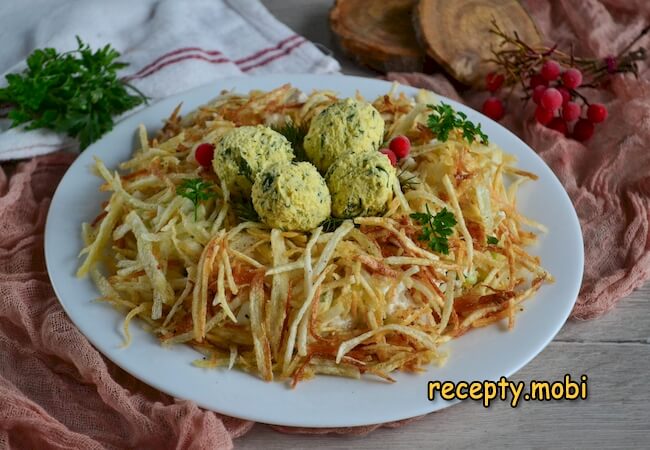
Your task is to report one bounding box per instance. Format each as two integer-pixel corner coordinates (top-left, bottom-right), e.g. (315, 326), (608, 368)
(78, 84), (552, 385)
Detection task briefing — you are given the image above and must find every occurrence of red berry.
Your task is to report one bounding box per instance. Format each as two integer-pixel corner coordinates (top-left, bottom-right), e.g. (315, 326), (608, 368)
(540, 88), (563, 112)
(587, 103), (608, 123)
(389, 135), (411, 159)
(485, 72), (505, 92)
(562, 68), (583, 89)
(558, 87), (571, 105)
(541, 60), (561, 81)
(573, 119), (595, 142)
(529, 74), (548, 89)
(380, 148), (398, 167)
(535, 106), (554, 125)
(195, 143), (215, 167)
(482, 96), (505, 120)
(547, 117), (568, 135)
(562, 102), (582, 122)
(532, 85), (547, 104)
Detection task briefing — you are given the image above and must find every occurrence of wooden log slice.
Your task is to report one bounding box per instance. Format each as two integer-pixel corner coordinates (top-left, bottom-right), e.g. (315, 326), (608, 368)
(414, 0), (541, 87)
(329, 0), (426, 73)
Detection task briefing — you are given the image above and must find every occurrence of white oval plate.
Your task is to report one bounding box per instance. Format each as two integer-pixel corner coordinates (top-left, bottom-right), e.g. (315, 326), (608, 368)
(45, 74), (583, 428)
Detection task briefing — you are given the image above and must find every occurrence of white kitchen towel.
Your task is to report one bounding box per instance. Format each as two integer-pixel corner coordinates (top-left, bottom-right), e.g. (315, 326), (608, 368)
(0, 0), (340, 160)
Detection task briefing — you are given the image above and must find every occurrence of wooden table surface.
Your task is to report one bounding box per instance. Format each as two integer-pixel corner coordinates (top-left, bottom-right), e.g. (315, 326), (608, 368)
(236, 2), (650, 449)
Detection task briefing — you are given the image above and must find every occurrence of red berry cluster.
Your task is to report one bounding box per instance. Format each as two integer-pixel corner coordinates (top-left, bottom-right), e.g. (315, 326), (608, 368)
(482, 61), (608, 142)
(380, 135), (411, 167)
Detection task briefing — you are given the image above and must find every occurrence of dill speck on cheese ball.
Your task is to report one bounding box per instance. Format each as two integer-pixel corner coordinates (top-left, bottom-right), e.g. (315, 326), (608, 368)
(303, 98), (384, 172)
(212, 125), (294, 198)
(326, 152), (396, 218)
(252, 162), (331, 231)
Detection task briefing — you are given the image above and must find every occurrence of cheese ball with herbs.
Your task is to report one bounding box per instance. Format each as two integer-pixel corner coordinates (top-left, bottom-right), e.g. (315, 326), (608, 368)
(303, 98), (384, 172)
(212, 125), (294, 198)
(252, 161), (331, 231)
(326, 151), (396, 218)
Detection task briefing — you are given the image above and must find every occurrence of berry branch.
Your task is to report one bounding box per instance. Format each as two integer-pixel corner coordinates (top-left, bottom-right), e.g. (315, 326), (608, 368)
(486, 20), (648, 87)
(480, 19), (648, 142)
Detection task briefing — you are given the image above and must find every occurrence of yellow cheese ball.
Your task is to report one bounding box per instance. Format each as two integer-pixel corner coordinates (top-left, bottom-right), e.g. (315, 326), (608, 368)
(303, 98), (384, 173)
(212, 125), (294, 198)
(326, 151), (396, 218)
(252, 161), (331, 231)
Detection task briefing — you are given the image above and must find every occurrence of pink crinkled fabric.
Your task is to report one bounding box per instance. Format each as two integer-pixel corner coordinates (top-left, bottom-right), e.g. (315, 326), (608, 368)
(1, 1), (649, 448)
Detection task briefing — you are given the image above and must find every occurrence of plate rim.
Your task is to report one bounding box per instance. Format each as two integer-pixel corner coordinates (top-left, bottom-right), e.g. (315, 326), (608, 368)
(44, 73), (584, 427)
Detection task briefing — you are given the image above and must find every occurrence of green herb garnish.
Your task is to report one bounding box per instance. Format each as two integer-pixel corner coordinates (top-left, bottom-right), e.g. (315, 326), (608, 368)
(272, 121), (309, 161)
(233, 199), (260, 222)
(487, 235), (499, 245)
(321, 216), (345, 232)
(426, 103), (488, 145)
(398, 169), (420, 192)
(0, 37), (147, 150)
(410, 205), (457, 255)
(177, 178), (217, 220)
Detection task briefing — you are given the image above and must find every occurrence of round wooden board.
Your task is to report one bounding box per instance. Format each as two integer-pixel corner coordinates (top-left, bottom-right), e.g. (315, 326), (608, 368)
(414, 0), (541, 87)
(329, 0), (426, 73)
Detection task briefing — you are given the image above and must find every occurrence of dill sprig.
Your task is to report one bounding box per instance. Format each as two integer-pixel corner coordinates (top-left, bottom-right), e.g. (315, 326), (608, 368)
(272, 121), (309, 161)
(398, 169), (420, 192)
(427, 103), (488, 145)
(410, 205), (457, 255)
(233, 200), (260, 222)
(321, 216), (346, 233)
(176, 178), (217, 221)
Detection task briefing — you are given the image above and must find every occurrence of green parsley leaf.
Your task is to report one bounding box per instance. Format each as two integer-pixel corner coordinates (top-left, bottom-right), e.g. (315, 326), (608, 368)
(177, 178), (217, 220)
(426, 103), (489, 145)
(410, 205), (457, 255)
(487, 235), (499, 245)
(0, 37), (147, 150)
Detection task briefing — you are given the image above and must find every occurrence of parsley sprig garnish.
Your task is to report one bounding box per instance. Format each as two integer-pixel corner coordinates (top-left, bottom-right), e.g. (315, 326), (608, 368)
(177, 178), (217, 220)
(0, 37), (147, 150)
(487, 235), (499, 245)
(410, 205), (457, 255)
(427, 103), (489, 145)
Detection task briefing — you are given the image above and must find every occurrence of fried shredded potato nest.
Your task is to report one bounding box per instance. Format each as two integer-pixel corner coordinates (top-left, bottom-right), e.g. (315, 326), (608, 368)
(78, 83), (552, 386)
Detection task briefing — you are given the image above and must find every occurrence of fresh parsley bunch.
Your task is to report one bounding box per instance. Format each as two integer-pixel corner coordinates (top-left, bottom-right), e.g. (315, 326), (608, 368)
(0, 37), (147, 149)
(410, 205), (457, 255)
(427, 103), (489, 145)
